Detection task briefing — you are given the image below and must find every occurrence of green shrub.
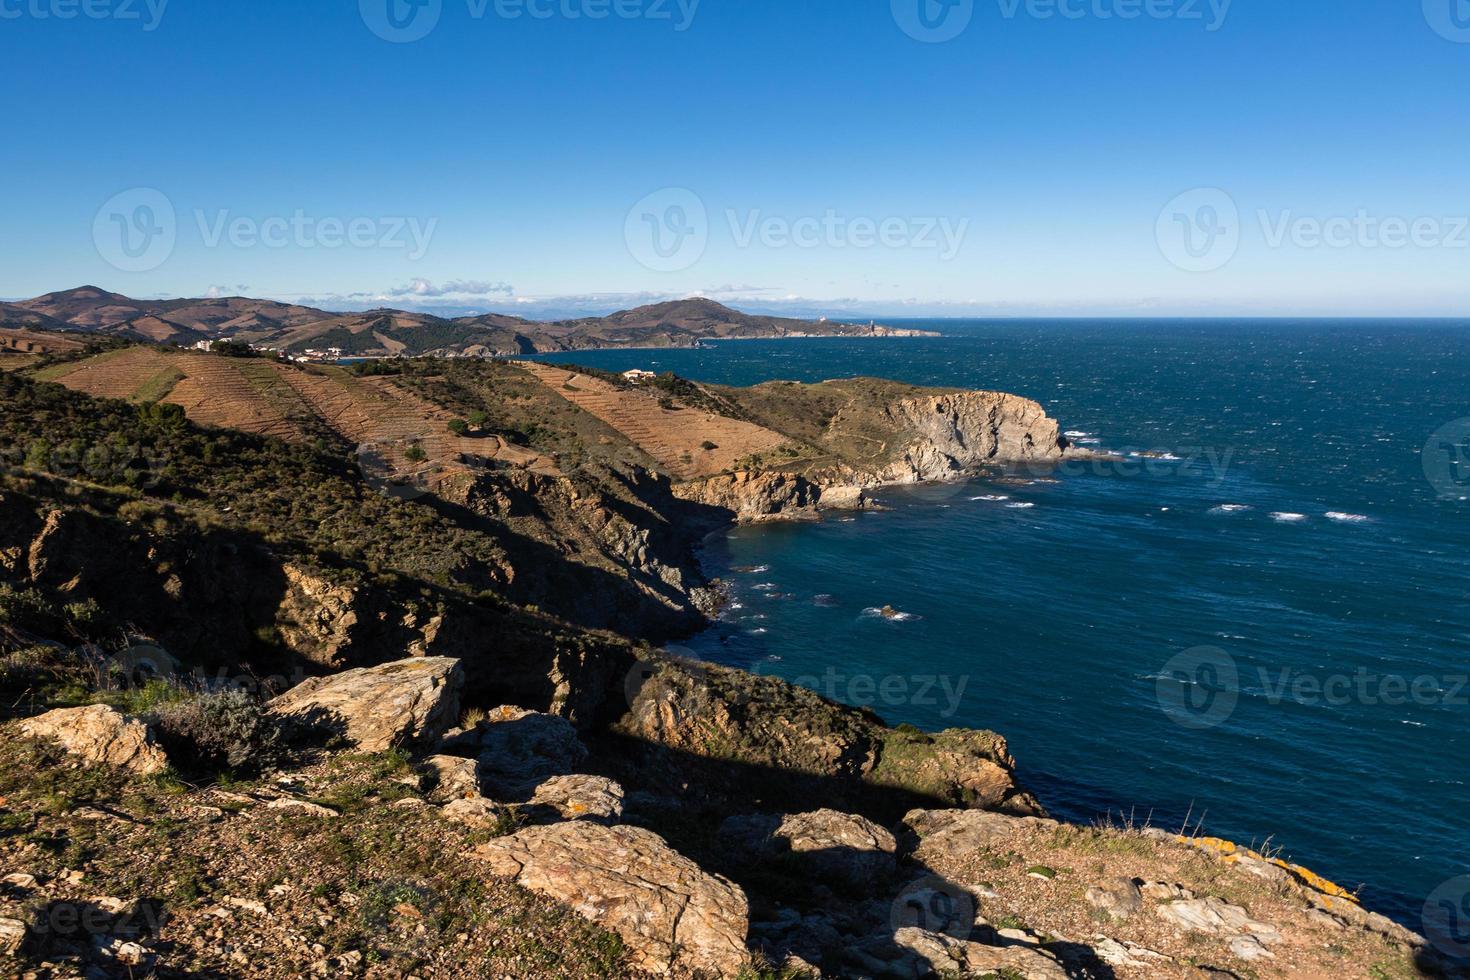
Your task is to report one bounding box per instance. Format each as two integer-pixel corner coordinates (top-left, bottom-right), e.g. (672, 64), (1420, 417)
(153, 689), (281, 771)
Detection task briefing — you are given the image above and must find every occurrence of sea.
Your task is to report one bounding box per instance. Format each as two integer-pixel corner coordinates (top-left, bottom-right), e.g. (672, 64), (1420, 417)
(534, 319), (1470, 930)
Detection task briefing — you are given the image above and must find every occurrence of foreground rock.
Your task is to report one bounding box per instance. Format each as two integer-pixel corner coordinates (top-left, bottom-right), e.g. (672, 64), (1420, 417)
(524, 774), (624, 824)
(471, 823), (750, 976)
(720, 808), (897, 888)
(17, 705), (168, 775)
(616, 657), (1042, 818)
(267, 656), (463, 752)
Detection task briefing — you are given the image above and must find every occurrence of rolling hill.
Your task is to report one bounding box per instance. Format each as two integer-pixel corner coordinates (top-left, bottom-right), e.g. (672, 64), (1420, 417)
(4, 286), (938, 356)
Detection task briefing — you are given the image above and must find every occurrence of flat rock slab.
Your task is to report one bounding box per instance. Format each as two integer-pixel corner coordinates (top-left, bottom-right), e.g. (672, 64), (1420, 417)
(268, 657), (463, 753)
(17, 704), (169, 775)
(471, 822), (749, 977)
(720, 808), (897, 888)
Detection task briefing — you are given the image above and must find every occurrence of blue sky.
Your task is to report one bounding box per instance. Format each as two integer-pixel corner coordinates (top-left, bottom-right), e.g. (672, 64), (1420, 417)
(2, 0), (1468, 317)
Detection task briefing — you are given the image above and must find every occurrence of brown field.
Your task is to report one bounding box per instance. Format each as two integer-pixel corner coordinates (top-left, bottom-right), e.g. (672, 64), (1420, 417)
(0, 327), (86, 356)
(40, 349), (561, 488)
(516, 361), (790, 479)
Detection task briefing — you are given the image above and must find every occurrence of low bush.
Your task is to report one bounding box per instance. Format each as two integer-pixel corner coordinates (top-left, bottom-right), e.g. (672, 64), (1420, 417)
(153, 689), (281, 772)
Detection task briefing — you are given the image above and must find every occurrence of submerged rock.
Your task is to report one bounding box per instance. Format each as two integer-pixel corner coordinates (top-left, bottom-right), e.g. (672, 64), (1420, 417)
(17, 704), (169, 775)
(471, 822), (750, 976)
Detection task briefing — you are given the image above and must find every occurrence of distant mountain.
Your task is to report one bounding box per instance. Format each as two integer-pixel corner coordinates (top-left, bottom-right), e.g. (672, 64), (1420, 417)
(9, 287), (938, 356)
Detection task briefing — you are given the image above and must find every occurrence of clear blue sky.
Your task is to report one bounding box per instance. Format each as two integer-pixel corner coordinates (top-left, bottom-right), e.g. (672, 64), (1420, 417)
(3, 0), (1468, 317)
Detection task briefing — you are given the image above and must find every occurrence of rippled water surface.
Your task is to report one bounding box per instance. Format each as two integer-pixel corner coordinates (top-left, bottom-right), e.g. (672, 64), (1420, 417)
(538, 319), (1470, 926)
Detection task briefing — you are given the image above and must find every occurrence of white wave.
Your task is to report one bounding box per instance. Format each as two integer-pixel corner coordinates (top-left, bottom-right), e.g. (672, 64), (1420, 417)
(1270, 512), (1308, 523)
(754, 582), (776, 590)
(1006, 502), (1036, 509)
(1209, 504), (1253, 514)
(728, 602), (744, 611)
(862, 606), (919, 622)
(1325, 511), (1370, 523)
(1064, 430), (1092, 438)
(749, 627), (768, 635)
(970, 494), (1010, 502)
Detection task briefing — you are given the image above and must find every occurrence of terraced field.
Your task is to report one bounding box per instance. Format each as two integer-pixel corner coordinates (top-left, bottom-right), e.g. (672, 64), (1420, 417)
(517, 361), (790, 479)
(39, 349), (561, 490)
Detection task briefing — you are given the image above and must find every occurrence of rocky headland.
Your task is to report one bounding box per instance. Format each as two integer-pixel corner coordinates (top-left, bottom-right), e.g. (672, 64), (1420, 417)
(0, 339), (1456, 978)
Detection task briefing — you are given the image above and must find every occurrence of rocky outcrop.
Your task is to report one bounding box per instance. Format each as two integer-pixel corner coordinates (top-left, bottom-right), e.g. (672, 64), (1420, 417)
(613, 656), (1040, 819)
(720, 809), (897, 888)
(672, 471), (826, 522)
(273, 564), (361, 669)
(524, 774), (624, 824)
(446, 705), (589, 791)
(17, 705), (169, 775)
(883, 390), (1068, 476)
(471, 823), (750, 976)
(267, 657), (463, 752)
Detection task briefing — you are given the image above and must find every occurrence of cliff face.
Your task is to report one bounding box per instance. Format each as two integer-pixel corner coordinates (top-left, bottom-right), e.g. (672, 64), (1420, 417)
(674, 387), (1071, 524)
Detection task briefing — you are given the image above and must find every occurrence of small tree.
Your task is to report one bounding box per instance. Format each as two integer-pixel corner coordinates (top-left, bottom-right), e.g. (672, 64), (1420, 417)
(404, 444), (427, 463)
(447, 419), (469, 436)
(468, 410), (489, 427)
(700, 440), (718, 451)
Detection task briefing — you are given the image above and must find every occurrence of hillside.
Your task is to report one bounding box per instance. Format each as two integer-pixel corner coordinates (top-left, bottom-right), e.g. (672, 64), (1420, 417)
(5, 287), (939, 356)
(0, 345), (1450, 979)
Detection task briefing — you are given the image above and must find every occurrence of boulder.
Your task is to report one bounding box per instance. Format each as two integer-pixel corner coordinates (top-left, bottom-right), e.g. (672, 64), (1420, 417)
(472, 706), (589, 790)
(900, 807), (1056, 863)
(1084, 877), (1143, 920)
(441, 797), (513, 830)
(471, 823), (749, 976)
(720, 809), (897, 888)
(419, 755), (481, 802)
(524, 774), (624, 824)
(17, 705), (169, 775)
(1155, 896), (1281, 944)
(267, 657), (463, 752)
(878, 927), (1070, 980)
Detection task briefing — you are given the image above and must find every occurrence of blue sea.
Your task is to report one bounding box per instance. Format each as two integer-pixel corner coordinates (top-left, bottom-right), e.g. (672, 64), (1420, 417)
(537, 320), (1470, 929)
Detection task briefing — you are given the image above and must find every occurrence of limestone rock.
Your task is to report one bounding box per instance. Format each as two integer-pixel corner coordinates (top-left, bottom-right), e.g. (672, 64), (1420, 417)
(472, 706), (589, 789)
(17, 704), (168, 775)
(1084, 877), (1143, 920)
(524, 774), (624, 824)
(900, 808), (1056, 864)
(1155, 896), (1281, 944)
(265, 798), (338, 818)
(720, 809), (897, 888)
(267, 657), (463, 752)
(471, 823), (749, 976)
(419, 755), (481, 802)
(883, 927), (1070, 980)
(441, 797), (512, 830)
(0, 917), (26, 955)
